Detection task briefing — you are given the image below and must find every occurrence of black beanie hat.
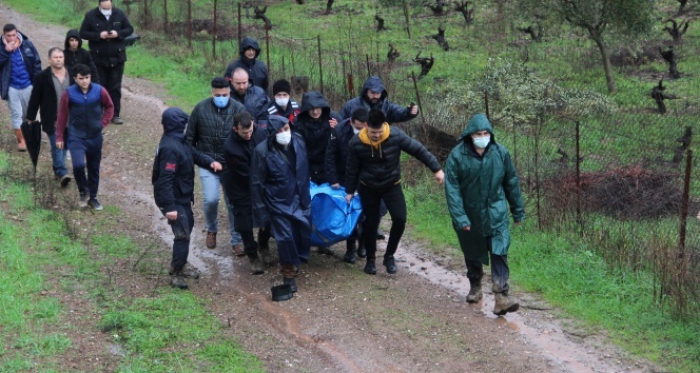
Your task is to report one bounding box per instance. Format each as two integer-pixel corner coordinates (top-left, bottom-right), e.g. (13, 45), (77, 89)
(272, 79), (292, 96)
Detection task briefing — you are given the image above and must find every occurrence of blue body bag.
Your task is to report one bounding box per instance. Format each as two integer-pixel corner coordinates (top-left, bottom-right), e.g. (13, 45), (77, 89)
(309, 182), (363, 246)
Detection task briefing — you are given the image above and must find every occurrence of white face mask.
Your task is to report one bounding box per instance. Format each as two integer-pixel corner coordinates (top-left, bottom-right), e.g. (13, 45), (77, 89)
(100, 7), (112, 17)
(352, 128), (361, 135)
(275, 131), (292, 146)
(275, 97), (289, 107)
(473, 135), (491, 149)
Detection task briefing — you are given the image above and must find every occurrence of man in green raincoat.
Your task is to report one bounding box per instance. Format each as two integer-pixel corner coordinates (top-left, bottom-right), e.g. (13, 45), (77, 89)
(445, 114), (525, 316)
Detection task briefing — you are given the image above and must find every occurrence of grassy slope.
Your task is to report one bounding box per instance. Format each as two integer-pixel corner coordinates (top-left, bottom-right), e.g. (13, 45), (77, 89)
(2, 0), (699, 371)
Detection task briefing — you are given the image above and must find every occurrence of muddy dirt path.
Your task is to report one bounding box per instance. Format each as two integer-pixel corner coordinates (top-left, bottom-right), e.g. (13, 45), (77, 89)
(1, 5), (657, 372)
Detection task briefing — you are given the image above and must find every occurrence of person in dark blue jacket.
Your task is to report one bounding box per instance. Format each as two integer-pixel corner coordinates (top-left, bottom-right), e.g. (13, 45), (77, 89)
(266, 79), (300, 123)
(221, 111), (273, 275)
(251, 116), (311, 293)
(325, 108), (368, 263)
(229, 68), (270, 126)
(153, 107), (222, 289)
(339, 76), (418, 123)
(0, 24), (42, 151)
(224, 37), (269, 93)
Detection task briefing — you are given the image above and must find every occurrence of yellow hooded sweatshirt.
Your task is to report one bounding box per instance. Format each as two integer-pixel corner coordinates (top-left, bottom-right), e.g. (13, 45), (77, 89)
(358, 123), (390, 158)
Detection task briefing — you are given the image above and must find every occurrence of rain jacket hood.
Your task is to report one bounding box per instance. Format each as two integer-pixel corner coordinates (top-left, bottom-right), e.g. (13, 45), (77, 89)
(361, 76), (388, 104)
(64, 29), (83, 50)
(162, 107), (188, 137)
(239, 37), (261, 59)
(298, 91), (331, 121)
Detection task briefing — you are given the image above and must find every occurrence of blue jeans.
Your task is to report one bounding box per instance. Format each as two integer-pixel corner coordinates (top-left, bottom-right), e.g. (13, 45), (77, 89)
(46, 132), (68, 178)
(67, 135), (102, 199)
(199, 167), (241, 245)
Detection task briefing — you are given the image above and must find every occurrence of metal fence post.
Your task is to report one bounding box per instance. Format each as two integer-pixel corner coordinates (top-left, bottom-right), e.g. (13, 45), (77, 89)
(679, 150), (692, 253)
(317, 35), (324, 94)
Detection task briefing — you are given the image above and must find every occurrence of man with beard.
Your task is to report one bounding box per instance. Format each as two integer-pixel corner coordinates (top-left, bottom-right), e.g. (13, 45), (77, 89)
(251, 116), (311, 293)
(339, 75), (418, 123)
(229, 68), (270, 126)
(25, 47), (74, 187)
(224, 37), (269, 93)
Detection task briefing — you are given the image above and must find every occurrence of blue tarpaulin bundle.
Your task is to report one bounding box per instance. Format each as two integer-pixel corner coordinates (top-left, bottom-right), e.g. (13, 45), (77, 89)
(309, 182), (363, 246)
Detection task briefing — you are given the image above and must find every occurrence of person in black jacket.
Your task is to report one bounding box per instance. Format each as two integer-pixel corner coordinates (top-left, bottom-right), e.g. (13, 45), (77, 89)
(325, 108), (368, 263)
(251, 115), (311, 293)
(229, 68), (270, 126)
(293, 91), (340, 255)
(345, 109), (444, 275)
(25, 47), (75, 186)
(224, 37), (269, 93)
(63, 29), (99, 84)
(266, 79), (300, 123)
(153, 107), (221, 289)
(221, 111), (273, 275)
(185, 77), (246, 255)
(339, 76), (418, 123)
(79, 0), (133, 124)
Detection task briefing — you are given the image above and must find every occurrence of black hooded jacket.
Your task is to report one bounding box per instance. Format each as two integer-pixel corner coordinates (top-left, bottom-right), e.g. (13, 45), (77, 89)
(224, 37), (269, 93)
(293, 91), (341, 184)
(185, 97), (247, 164)
(221, 123), (268, 207)
(324, 118), (356, 186)
(25, 67), (76, 134)
(231, 84), (270, 125)
(345, 126), (441, 194)
(63, 29), (99, 83)
(339, 76), (416, 123)
(79, 6), (134, 66)
(153, 108), (215, 213)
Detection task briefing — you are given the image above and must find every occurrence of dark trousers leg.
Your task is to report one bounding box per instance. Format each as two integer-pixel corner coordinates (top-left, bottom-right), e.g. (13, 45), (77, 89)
(67, 136), (88, 197)
(465, 259), (485, 282)
(170, 204), (194, 272)
(96, 64), (124, 117)
(358, 184), (383, 260)
(258, 224), (271, 248)
(85, 136), (103, 199)
(233, 207), (258, 258)
(490, 253), (510, 294)
(382, 184), (407, 258)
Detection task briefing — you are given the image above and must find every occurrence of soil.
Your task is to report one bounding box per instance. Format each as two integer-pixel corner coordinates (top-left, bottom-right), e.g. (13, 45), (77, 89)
(0, 5), (663, 373)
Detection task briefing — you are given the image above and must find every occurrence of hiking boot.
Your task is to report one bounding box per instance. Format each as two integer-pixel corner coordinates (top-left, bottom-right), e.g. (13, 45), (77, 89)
(383, 256), (397, 274)
(171, 273), (189, 289)
(283, 277), (297, 293)
(258, 245), (274, 266)
(170, 264), (200, 279)
(343, 248), (356, 264)
(364, 259), (377, 275)
(206, 231), (217, 249)
(317, 246), (334, 255)
(88, 198), (104, 211)
(249, 256), (265, 275)
(232, 243), (245, 256)
(466, 280), (483, 303)
(78, 194), (89, 208)
(111, 116), (124, 125)
(493, 293), (520, 316)
(376, 229), (386, 240)
(59, 175), (71, 188)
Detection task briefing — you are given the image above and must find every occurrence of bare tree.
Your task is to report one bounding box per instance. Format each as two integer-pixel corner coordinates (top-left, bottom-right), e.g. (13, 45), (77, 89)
(651, 80), (677, 115)
(387, 43), (400, 62)
(413, 51), (435, 79)
(375, 15), (387, 31)
(427, 0), (450, 16)
(455, 1), (475, 26)
(677, 0), (689, 15)
(431, 26), (450, 51)
(254, 6), (272, 30)
(326, 0), (335, 14)
(517, 24), (542, 41)
(660, 45), (681, 79)
(664, 19), (690, 42)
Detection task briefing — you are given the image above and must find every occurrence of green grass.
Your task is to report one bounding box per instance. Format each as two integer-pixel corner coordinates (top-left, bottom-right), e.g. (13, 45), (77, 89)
(0, 153), (263, 372)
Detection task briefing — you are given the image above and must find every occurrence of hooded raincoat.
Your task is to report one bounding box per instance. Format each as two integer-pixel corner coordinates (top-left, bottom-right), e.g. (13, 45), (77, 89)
(224, 37), (269, 93)
(251, 116), (311, 266)
(293, 91), (341, 184)
(339, 76), (416, 123)
(444, 114), (525, 264)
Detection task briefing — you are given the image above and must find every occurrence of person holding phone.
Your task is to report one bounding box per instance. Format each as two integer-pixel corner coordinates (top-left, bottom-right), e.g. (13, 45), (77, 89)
(79, 0), (133, 125)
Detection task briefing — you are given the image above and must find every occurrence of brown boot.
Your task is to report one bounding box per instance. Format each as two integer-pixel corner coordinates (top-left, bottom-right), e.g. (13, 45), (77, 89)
(466, 279), (483, 303)
(206, 231), (217, 249)
(493, 292), (520, 316)
(14, 129), (26, 152)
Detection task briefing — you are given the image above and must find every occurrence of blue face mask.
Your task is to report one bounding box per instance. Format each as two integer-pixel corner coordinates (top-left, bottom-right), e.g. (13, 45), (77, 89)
(473, 135), (490, 149)
(213, 96), (229, 108)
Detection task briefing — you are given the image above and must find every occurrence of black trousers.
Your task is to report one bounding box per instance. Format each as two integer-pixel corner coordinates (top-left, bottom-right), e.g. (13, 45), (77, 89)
(95, 63), (124, 117)
(465, 239), (510, 294)
(169, 203), (194, 272)
(233, 205), (271, 258)
(358, 183), (407, 260)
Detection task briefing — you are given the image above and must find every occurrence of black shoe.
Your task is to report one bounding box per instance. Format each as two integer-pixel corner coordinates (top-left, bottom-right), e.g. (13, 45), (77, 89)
(318, 246), (334, 255)
(343, 249), (356, 264)
(376, 229), (386, 240)
(383, 256), (397, 274)
(88, 198), (104, 211)
(357, 239), (367, 258)
(111, 116), (124, 125)
(283, 277), (297, 293)
(59, 175), (71, 188)
(364, 259), (377, 275)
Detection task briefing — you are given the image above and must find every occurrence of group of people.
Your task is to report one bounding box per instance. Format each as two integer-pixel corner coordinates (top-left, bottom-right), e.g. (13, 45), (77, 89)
(2, 1), (526, 316)
(1, 0), (132, 209)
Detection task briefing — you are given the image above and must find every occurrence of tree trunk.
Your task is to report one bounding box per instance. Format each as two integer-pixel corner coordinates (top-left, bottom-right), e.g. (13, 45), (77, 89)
(591, 34), (616, 93)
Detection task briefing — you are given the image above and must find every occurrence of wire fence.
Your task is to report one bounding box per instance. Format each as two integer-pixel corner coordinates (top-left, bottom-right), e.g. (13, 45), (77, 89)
(64, 0), (700, 320)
